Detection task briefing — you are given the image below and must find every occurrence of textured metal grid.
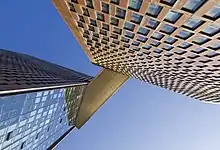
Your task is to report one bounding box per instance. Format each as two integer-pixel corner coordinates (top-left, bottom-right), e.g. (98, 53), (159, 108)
(0, 49), (92, 92)
(56, 0), (220, 103)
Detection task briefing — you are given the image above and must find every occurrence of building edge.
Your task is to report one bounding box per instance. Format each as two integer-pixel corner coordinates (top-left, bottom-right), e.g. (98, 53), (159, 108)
(0, 83), (88, 97)
(52, 0), (95, 63)
(47, 126), (75, 150)
(75, 68), (129, 128)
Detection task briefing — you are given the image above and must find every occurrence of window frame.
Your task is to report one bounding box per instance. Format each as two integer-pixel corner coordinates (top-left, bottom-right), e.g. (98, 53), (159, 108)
(96, 12), (105, 21)
(175, 29), (194, 40)
(131, 13), (143, 24)
(146, 4), (163, 17)
(86, 0), (94, 9)
(164, 10), (182, 23)
(181, 0), (207, 13)
(102, 2), (109, 14)
(116, 7), (126, 19)
(110, 17), (119, 26)
(160, 24), (177, 34)
(128, 0), (143, 12)
(203, 5), (220, 21)
(146, 18), (160, 29)
(192, 36), (210, 45)
(137, 27), (150, 36)
(200, 24), (220, 36)
(124, 22), (135, 31)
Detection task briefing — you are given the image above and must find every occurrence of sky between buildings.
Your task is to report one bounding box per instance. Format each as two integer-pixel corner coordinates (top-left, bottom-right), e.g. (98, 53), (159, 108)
(1, 1), (220, 150)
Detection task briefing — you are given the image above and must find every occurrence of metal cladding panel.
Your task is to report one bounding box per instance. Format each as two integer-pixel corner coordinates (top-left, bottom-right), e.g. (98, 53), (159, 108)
(76, 68), (128, 128)
(0, 49), (92, 94)
(53, 0), (220, 103)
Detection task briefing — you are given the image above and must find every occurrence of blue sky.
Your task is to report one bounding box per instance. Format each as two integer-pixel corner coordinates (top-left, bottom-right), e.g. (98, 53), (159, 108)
(1, 1), (220, 150)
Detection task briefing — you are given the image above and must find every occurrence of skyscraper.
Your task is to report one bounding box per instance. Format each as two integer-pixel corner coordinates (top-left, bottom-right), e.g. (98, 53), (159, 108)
(0, 86), (85, 150)
(0, 49), (127, 149)
(0, 49), (128, 130)
(53, 0), (220, 103)
(0, 49), (92, 95)
(0, 49), (92, 149)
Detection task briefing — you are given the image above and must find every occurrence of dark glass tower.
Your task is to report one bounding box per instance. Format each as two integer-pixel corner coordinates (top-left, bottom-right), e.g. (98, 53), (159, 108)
(0, 49), (93, 149)
(0, 49), (92, 95)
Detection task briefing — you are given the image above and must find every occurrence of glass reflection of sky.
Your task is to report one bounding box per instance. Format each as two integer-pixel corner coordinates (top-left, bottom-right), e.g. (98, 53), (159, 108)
(0, 85), (86, 150)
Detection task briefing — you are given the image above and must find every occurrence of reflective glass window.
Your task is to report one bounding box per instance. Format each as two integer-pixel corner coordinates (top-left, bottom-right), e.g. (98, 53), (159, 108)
(78, 15), (85, 22)
(132, 41), (140, 46)
(113, 27), (122, 34)
(133, 47), (140, 51)
(137, 36), (147, 42)
(150, 40), (161, 46)
(176, 30), (193, 39)
(86, 0), (94, 9)
(146, 18), (160, 29)
(182, 0), (207, 13)
(110, 17), (119, 26)
(125, 31), (135, 38)
(124, 22), (135, 31)
(131, 13), (143, 24)
(164, 10), (182, 23)
(208, 42), (220, 50)
(129, 0), (143, 11)
(146, 4), (162, 17)
(124, 43), (130, 48)
(77, 22), (84, 28)
(154, 48), (163, 54)
(165, 36), (177, 44)
(137, 27), (150, 36)
(143, 45), (152, 49)
(102, 2), (109, 14)
(68, 2), (76, 12)
(90, 19), (97, 26)
(191, 47), (207, 54)
(160, 24), (177, 34)
(183, 17), (204, 30)
(113, 40), (119, 45)
(163, 44), (174, 50)
(201, 24), (220, 36)
(151, 32), (164, 40)
(193, 36), (210, 45)
(116, 8), (126, 19)
(100, 29), (107, 35)
(102, 23), (109, 31)
(88, 25), (95, 31)
(110, 33), (118, 39)
(103, 36), (109, 42)
(121, 37), (130, 43)
(203, 5), (220, 20)
(82, 7), (89, 16)
(178, 42), (192, 48)
(96, 12), (104, 21)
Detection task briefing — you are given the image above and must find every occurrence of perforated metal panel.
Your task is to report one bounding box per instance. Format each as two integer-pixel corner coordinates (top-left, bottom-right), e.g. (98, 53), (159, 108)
(53, 0), (220, 103)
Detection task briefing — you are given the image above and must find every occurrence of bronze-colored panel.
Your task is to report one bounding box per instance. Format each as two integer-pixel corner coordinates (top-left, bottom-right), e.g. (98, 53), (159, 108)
(76, 69), (128, 128)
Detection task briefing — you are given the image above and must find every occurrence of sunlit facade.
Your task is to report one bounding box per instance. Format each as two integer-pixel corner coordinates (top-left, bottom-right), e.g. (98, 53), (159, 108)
(53, 0), (220, 103)
(0, 86), (86, 150)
